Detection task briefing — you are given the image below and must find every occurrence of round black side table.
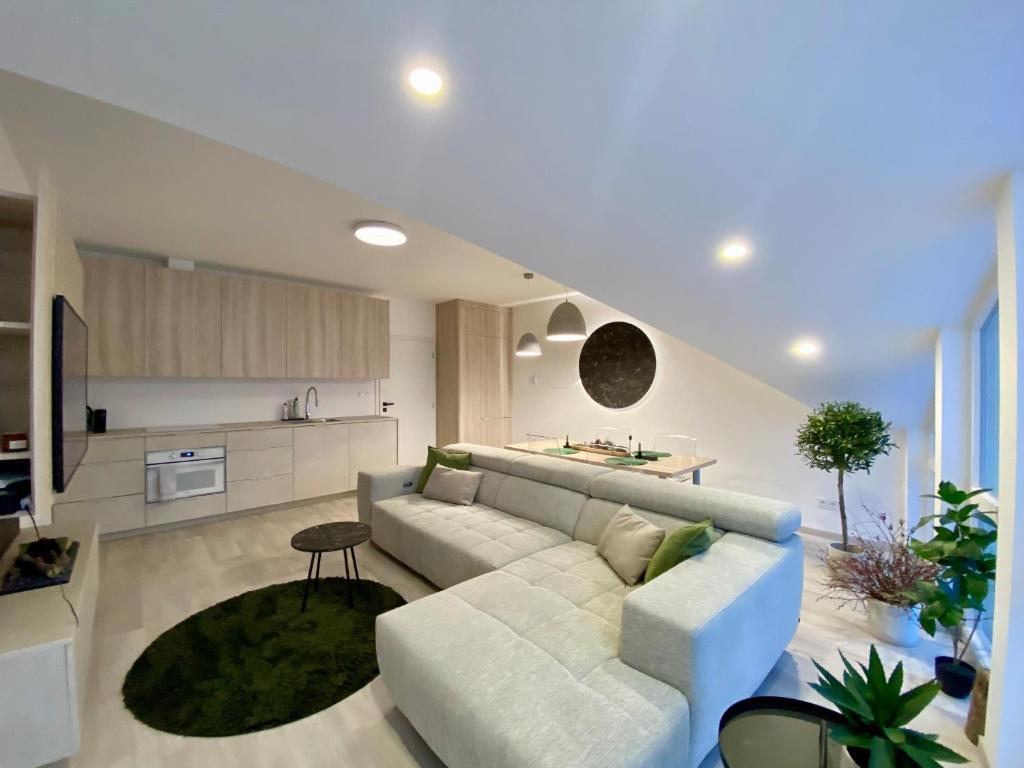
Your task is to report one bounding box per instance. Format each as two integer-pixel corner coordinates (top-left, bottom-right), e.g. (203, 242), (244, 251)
(719, 696), (848, 768)
(290, 521), (372, 612)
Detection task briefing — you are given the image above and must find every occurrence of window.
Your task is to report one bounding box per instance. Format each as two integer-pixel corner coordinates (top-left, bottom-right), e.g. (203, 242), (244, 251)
(979, 303), (999, 495)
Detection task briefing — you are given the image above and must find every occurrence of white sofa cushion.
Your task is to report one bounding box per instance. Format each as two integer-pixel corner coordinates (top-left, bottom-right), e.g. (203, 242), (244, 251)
(376, 541), (690, 768)
(371, 494), (569, 589)
(494, 475), (587, 536)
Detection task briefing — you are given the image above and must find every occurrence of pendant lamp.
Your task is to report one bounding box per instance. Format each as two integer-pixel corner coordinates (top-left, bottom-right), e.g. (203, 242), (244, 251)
(515, 273), (543, 357)
(546, 292), (588, 341)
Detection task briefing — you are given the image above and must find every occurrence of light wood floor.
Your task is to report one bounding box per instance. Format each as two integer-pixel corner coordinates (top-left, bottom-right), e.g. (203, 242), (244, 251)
(60, 496), (981, 768)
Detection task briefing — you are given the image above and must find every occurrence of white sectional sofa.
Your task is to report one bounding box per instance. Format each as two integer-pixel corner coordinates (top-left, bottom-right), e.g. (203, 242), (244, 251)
(357, 444), (803, 768)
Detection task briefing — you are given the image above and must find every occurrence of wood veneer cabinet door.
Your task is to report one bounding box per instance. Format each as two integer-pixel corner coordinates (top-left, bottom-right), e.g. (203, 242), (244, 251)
(286, 284), (342, 378)
(83, 256), (146, 376)
(222, 275), (287, 378)
(144, 266), (222, 377)
(339, 294), (390, 379)
(293, 423), (351, 499)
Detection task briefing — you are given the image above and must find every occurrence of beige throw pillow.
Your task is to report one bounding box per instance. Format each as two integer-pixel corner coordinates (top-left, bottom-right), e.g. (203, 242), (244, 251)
(597, 505), (666, 585)
(422, 465), (483, 506)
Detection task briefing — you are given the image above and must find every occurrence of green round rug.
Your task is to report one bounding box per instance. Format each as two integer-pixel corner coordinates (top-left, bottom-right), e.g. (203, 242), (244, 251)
(122, 578), (405, 737)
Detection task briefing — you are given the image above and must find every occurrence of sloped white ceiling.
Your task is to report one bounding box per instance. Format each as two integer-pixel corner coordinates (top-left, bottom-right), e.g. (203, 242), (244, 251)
(0, 1), (1021, 426)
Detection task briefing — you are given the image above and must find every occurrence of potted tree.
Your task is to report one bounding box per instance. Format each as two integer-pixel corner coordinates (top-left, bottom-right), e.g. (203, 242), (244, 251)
(910, 481), (997, 698)
(823, 507), (939, 647)
(812, 645), (967, 767)
(796, 401), (896, 560)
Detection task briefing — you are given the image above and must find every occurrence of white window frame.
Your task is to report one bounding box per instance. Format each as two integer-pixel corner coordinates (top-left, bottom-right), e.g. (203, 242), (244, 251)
(969, 287), (999, 509)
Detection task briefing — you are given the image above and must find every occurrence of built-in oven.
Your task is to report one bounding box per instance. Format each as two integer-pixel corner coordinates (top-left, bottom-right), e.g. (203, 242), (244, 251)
(145, 446), (226, 503)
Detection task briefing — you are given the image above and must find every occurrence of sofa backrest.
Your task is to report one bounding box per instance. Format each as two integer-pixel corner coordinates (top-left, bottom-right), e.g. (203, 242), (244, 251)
(586, 471), (800, 543)
(443, 443), (800, 544)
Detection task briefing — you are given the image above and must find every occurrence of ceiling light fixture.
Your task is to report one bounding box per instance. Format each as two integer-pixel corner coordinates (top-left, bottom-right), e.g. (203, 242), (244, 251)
(546, 290), (588, 342)
(516, 273), (543, 357)
(353, 221), (407, 247)
(789, 337), (821, 359)
(718, 238), (752, 264)
(408, 67), (444, 96)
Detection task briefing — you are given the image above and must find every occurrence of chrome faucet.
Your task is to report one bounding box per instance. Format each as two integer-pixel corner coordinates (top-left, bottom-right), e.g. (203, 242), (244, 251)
(305, 386), (319, 420)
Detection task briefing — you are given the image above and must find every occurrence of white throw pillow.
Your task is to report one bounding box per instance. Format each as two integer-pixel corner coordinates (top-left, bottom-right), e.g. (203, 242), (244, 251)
(597, 505), (666, 585)
(422, 465), (483, 506)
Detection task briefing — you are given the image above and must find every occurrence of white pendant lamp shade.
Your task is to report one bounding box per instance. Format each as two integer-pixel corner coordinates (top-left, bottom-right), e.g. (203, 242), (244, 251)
(546, 299), (588, 341)
(515, 332), (542, 357)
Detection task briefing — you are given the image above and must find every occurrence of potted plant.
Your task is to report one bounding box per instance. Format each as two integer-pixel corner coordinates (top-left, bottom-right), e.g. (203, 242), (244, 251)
(910, 481), (997, 698)
(812, 645), (966, 766)
(796, 401), (896, 560)
(822, 508), (939, 647)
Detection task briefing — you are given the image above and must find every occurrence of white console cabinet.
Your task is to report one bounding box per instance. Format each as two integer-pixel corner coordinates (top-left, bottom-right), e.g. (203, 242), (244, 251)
(0, 521), (99, 768)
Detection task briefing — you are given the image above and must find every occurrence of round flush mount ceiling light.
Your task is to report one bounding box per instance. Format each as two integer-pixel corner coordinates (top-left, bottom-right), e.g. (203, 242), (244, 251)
(718, 238), (752, 264)
(353, 221), (407, 247)
(789, 337), (821, 359)
(408, 67), (444, 96)
(546, 298), (588, 342)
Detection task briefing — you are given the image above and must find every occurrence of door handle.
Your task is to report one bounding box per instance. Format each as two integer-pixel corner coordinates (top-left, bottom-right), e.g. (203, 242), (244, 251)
(382, 401), (395, 413)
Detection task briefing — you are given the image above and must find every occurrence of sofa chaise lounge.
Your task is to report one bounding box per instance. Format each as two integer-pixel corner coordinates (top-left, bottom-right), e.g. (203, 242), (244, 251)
(357, 443), (803, 768)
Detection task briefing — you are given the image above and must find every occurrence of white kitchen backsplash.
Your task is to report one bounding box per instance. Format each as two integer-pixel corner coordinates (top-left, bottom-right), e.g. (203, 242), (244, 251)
(88, 377), (382, 430)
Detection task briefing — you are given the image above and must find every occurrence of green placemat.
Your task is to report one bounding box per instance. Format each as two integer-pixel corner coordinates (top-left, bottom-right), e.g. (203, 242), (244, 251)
(605, 456), (648, 466)
(543, 447), (580, 455)
(639, 450), (672, 459)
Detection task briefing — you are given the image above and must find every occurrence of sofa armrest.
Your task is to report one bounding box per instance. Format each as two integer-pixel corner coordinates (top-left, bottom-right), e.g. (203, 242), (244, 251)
(620, 533), (803, 767)
(356, 465), (424, 524)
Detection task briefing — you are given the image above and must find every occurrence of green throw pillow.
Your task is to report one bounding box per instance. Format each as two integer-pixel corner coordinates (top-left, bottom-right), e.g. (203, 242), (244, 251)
(643, 520), (714, 583)
(415, 446), (472, 493)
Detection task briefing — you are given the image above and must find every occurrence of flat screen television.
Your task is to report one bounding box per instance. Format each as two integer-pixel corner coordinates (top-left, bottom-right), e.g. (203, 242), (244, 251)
(52, 295), (88, 493)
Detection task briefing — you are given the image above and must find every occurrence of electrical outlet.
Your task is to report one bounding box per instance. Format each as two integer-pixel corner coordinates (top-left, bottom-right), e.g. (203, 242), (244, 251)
(816, 497), (839, 510)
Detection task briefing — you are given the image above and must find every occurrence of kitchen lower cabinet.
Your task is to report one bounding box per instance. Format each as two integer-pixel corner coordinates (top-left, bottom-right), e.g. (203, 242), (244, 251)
(349, 419), (398, 487)
(293, 423), (352, 500)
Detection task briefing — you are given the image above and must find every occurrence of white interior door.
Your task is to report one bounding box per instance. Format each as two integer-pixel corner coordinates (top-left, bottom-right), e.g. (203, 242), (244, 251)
(380, 336), (436, 465)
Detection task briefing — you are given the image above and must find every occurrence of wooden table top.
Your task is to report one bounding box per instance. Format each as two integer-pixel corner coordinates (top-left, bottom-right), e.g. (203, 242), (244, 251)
(504, 441), (716, 480)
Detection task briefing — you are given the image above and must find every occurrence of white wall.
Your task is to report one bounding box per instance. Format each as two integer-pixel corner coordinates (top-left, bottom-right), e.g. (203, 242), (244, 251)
(511, 295), (906, 534)
(87, 296), (436, 458)
(0, 118), (30, 195)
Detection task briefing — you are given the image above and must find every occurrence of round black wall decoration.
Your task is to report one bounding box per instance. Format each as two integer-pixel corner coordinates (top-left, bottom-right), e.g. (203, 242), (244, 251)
(578, 322), (656, 408)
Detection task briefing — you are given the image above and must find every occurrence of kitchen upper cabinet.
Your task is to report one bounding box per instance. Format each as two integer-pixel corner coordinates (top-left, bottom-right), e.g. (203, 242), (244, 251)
(84, 257), (388, 380)
(83, 256), (146, 376)
(340, 293), (389, 379)
(145, 266), (222, 377)
(286, 284), (342, 379)
(222, 275), (287, 378)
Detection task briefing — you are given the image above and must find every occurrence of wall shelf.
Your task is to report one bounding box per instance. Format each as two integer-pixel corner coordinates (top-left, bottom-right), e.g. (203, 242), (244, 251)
(0, 321), (30, 336)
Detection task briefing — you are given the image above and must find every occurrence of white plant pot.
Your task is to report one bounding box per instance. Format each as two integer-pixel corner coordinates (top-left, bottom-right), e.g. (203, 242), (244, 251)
(866, 599), (920, 647)
(827, 542), (862, 563)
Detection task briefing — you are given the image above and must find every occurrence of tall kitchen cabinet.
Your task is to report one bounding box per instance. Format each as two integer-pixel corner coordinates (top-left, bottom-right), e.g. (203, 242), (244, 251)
(435, 299), (512, 448)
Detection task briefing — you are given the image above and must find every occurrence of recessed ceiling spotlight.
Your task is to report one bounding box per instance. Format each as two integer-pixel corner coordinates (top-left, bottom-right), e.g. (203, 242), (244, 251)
(789, 337), (821, 359)
(718, 239), (752, 264)
(408, 67), (444, 96)
(353, 221), (407, 247)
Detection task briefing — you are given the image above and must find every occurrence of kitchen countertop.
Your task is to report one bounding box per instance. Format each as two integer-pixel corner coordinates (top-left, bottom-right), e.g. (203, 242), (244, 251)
(90, 414), (396, 440)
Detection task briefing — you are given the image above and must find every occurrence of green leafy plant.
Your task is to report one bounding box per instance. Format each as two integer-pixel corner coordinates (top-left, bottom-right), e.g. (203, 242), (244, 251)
(796, 402), (896, 551)
(811, 645), (967, 766)
(910, 481), (997, 662)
